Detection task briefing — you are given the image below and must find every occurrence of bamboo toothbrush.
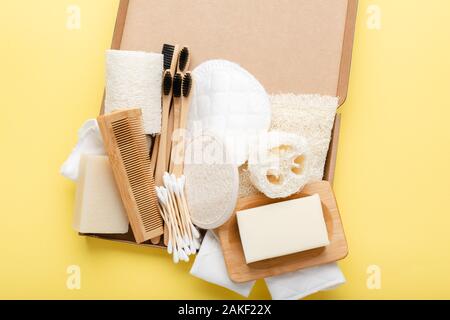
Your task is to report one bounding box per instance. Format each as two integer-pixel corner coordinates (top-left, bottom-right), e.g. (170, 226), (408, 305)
(167, 46), (190, 170)
(150, 45), (180, 177)
(164, 45), (183, 171)
(154, 70), (173, 186)
(172, 72), (193, 177)
(156, 43), (179, 180)
(151, 44), (180, 245)
(168, 73), (183, 173)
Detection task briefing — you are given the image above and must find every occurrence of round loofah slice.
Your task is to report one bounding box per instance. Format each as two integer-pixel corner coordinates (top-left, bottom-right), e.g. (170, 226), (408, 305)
(187, 60), (271, 166)
(184, 133), (239, 229)
(248, 131), (311, 199)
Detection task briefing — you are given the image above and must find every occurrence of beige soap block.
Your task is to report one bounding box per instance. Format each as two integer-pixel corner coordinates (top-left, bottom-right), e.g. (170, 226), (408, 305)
(236, 194), (329, 263)
(73, 155), (129, 234)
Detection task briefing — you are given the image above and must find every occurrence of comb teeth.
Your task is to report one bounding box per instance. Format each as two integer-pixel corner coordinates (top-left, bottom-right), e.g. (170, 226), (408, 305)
(97, 109), (163, 243)
(173, 73), (183, 98)
(178, 47), (190, 72)
(182, 72), (192, 97)
(163, 70), (172, 96)
(162, 44), (175, 70)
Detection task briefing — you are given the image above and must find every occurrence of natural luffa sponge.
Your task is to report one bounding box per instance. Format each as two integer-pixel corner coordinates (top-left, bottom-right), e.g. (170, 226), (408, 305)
(247, 131), (310, 199)
(184, 133), (239, 229)
(239, 94), (338, 198)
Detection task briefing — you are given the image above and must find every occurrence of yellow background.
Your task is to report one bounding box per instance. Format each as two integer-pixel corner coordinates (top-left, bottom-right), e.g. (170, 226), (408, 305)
(1, 0), (450, 299)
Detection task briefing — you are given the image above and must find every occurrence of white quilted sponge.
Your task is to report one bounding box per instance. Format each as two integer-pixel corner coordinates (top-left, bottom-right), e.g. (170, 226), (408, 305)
(248, 131), (311, 199)
(187, 60), (271, 166)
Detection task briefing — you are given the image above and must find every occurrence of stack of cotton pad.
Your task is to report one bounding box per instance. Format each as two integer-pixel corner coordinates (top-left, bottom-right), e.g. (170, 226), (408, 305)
(247, 131), (310, 199)
(239, 94), (338, 198)
(105, 50), (163, 134)
(183, 133), (239, 229)
(187, 60), (271, 165)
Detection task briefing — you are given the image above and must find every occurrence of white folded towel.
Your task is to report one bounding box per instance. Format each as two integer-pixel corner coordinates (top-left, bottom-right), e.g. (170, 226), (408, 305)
(60, 119), (106, 181)
(190, 230), (345, 300)
(190, 231), (256, 297)
(265, 262), (345, 300)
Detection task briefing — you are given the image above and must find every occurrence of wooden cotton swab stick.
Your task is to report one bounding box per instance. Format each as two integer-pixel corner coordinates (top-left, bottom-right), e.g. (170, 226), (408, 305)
(162, 179), (190, 259)
(170, 174), (196, 251)
(168, 176), (195, 255)
(156, 186), (187, 262)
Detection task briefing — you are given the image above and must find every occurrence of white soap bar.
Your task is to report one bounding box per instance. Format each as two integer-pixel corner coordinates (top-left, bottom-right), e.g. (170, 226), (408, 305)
(236, 194), (329, 264)
(73, 155), (129, 234)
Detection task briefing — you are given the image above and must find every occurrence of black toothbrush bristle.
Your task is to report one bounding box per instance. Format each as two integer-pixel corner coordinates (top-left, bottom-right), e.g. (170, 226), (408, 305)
(173, 73), (182, 98)
(182, 73), (192, 97)
(162, 44), (175, 70)
(162, 71), (172, 96)
(178, 47), (189, 72)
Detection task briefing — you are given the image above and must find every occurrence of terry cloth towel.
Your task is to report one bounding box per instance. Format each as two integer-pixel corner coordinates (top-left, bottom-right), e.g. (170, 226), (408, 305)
(190, 231), (345, 300)
(60, 119), (106, 181)
(239, 94), (338, 198)
(190, 231), (256, 297)
(105, 50), (163, 135)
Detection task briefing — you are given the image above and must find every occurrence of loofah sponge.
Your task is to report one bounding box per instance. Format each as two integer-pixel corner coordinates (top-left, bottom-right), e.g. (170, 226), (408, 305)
(184, 133), (239, 229)
(247, 131), (310, 199)
(239, 94), (338, 198)
(105, 50), (163, 135)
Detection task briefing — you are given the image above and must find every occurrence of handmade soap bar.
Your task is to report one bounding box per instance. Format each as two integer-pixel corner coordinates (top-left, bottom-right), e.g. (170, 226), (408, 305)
(236, 194), (329, 263)
(73, 155), (129, 234)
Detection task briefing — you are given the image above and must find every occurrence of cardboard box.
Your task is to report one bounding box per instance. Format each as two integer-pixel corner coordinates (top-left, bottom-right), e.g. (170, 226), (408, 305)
(84, 0), (358, 248)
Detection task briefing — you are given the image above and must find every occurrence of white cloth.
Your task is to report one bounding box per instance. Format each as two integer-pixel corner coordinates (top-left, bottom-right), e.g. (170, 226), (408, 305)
(190, 231), (255, 297)
(265, 262), (345, 300)
(190, 230), (345, 300)
(60, 119), (106, 181)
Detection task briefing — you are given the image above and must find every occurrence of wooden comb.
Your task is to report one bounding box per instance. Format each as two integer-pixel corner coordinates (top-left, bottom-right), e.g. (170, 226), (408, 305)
(97, 109), (164, 243)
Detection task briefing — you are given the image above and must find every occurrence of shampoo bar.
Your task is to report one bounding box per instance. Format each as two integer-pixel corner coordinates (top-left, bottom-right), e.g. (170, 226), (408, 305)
(73, 155), (129, 234)
(236, 194), (329, 263)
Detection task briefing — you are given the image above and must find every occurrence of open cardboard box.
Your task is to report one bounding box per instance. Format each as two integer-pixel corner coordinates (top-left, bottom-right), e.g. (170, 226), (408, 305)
(83, 0), (358, 249)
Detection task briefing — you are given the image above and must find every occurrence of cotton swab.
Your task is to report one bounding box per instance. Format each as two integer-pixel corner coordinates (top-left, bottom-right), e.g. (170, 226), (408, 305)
(156, 171), (201, 263)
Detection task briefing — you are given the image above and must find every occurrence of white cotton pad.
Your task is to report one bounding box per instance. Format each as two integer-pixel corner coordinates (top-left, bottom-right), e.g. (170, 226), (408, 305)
(184, 133), (239, 229)
(239, 94), (338, 198)
(187, 60), (271, 165)
(105, 50), (163, 134)
(248, 131), (310, 199)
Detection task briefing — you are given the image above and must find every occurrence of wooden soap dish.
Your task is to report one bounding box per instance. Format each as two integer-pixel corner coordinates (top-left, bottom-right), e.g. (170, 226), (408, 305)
(215, 181), (348, 283)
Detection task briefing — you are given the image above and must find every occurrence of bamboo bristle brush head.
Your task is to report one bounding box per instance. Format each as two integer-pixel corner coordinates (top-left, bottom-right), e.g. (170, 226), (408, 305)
(181, 72), (193, 125)
(162, 70), (173, 96)
(97, 109), (164, 243)
(162, 44), (180, 74)
(178, 46), (190, 73)
(173, 73), (183, 100)
(182, 72), (192, 99)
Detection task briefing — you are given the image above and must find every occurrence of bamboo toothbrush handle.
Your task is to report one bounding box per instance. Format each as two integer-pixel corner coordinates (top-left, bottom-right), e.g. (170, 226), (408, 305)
(169, 99), (182, 173)
(154, 98), (171, 186)
(165, 103), (175, 172)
